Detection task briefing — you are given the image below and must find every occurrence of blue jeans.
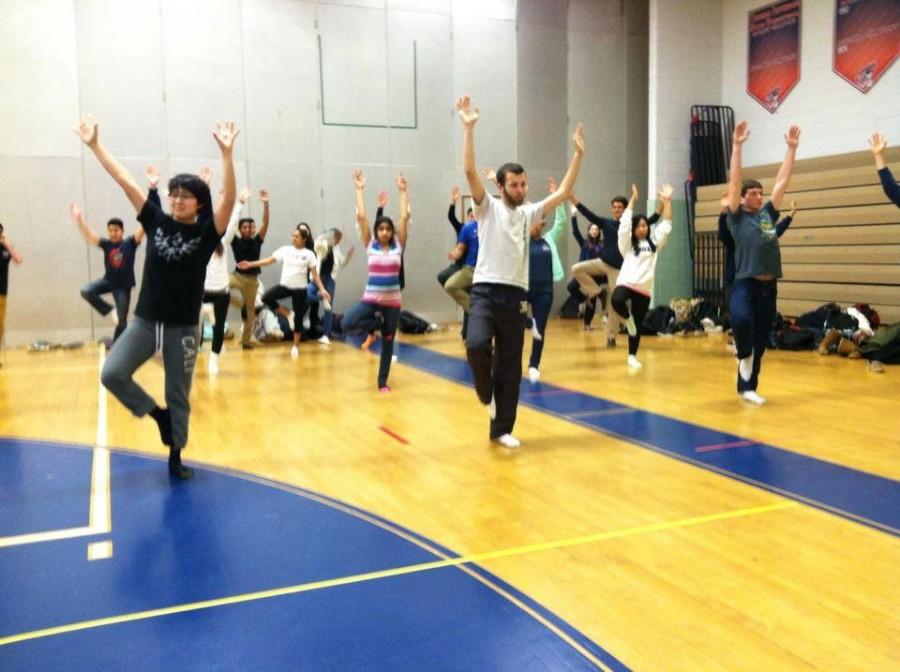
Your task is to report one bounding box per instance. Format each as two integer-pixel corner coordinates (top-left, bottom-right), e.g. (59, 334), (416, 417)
(525, 290), (553, 369)
(81, 277), (131, 340)
(307, 275), (337, 336)
(729, 278), (777, 393)
(342, 301), (400, 388)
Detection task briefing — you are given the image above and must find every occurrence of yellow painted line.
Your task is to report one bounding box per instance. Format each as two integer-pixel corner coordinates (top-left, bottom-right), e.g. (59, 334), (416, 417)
(0, 500), (797, 649)
(87, 540), (113, 561)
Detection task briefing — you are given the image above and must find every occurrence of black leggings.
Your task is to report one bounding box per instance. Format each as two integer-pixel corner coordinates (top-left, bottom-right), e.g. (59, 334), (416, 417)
(262, 285), (308, 335)
(611, 286), (651, 356)
(202, 290), (230, 354)
(567, 275), (607, 326)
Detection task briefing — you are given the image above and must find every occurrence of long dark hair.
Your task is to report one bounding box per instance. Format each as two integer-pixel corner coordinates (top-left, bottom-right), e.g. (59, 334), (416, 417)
(374, 215), (396, 247)
(296, 223), (315, 251)
(630, 214), (655, 256)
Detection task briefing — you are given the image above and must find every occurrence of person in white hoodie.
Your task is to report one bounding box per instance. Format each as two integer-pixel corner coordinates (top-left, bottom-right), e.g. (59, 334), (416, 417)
(201, 187), (251, 374)
(610, 182), (673, 369)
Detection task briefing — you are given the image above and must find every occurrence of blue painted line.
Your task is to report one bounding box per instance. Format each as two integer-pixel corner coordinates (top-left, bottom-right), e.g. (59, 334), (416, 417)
(391, 341), (900, 537)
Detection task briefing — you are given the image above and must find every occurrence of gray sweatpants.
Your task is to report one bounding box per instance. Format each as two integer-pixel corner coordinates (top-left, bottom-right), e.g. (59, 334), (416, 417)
(101, 316), (199, 450)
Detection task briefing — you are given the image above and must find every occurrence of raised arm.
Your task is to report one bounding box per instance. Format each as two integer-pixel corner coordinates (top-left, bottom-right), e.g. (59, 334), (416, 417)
(448, 187), (463, 233)
(770, 126), (800, 210)
(869, 133), (900, 206)
(626, 183), (639, 211)
(543, 177), (568, 242)
(222, 187), (250, 246)
(457, 96), (485, 205)
(211, 121), (239, 235)
(395, 174), (409, 247)
(542, 124), (585, 212)
(257, 189), (270, 241)
(353, 170), (370, 246)
(75, 115), (146, 212)
(570, 204), (585, 248)
(0, 235), (23, 264)
(775, 200), (796, 237)
(726, 121), (749, 212)
(647, 200), (664, 225)
(68, 203), (101, 246)
(651, 183), (674, 250)
(571, 194), (605, 226)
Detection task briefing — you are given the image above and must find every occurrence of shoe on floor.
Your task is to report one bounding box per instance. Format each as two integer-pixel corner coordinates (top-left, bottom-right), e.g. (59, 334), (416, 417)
(290, 345), (299, 358)
(208, 353), (219, 375)
(739, 391), (766, 405)
(606, 337), (616, 348)
(627, 355), (642, 369)
(318, 335), (331, 345)
(494, 433), (520, 449)
(527, 367), (540, 383)
(241, 342), (255, 350)
(867, 360), (885, 373)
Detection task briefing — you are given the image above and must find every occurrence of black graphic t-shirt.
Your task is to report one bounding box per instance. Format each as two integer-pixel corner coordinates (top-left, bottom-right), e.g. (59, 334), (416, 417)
(0, 244), (11, 296)
(135, 200), (221, 325)
(99, 236), (139, 289)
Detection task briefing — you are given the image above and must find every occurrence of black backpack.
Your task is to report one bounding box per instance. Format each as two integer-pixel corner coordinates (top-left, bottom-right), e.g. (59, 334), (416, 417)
(559, 295), (581, 319)
(399, 310), (430, 334)
(641, 306), (676, 334)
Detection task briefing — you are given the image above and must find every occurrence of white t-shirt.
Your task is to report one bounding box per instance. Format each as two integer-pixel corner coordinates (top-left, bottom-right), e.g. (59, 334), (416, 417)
(272, 246), (317, 289)
(472, 194), (545, 290)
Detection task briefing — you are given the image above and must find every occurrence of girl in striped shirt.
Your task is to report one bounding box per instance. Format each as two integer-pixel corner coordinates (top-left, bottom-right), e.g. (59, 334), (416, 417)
(342, 170), (410, 391)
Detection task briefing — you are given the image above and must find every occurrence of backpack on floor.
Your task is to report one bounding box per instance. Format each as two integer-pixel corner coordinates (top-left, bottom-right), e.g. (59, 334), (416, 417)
(641, 306), (676, 335)
(559, 294), (581, 319)
(399, 310), (431, 334)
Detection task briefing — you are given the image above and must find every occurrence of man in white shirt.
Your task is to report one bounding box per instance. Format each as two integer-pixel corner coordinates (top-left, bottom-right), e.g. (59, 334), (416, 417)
(457, 95), (585, 449)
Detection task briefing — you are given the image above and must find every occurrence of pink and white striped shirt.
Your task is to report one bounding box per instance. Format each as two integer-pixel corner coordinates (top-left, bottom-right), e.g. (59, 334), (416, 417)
(361, 240), (403, 307)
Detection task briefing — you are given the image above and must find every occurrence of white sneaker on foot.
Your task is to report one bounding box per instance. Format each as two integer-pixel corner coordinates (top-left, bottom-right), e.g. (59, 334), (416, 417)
(528, 367), (540, 383)
(290, 345), (299, 358)
(318, 335), (331, 345)
(495, 433), (520, 449)
(740, 391), (766, 405)
(627, 355), (642, 369)
(738, 355), (753, 382)
(624, 315), (637, 337)
(208, 353), (219, 375)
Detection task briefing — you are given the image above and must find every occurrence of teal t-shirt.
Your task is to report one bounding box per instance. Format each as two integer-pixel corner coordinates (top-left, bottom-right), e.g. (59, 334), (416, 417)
(727, 201), (782, 280)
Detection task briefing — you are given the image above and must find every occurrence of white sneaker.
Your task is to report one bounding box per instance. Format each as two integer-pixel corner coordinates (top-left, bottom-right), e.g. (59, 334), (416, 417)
(108, 310), (120, 327)
(392, 354), (398, 363)
(488, 395), (496, 420)
(208, 353), (219, 375)
(624, 315), (637, 337)
(738, 355), (753, 382)
(627, 355), (642, 369)
(528, 367), (540, 383)
(318, 335), (331, 345)
(530, 321), (542, 341)
(290, 345), (299, 358)
(495, 433), (520, 449)
(740, 391), (766, 405)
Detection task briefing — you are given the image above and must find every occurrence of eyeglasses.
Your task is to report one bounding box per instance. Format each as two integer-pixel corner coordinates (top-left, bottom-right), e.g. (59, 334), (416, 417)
(169, 191), (197, 202)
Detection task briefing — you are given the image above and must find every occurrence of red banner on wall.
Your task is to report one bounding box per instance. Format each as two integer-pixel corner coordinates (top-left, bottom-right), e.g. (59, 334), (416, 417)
(747, 0), (802, 113)
(834, 0), (900, 93)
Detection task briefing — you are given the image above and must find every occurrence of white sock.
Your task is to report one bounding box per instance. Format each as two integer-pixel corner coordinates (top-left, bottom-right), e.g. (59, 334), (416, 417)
(738, 355), (753, 382)
(109, 310), (120, 327)
(627, 355), (642, 369)
(530, 320), (542, 341)
(624, 315), (637, 337)
(495, 433), (520, 449)
(740, 391), (766, 405)
(208, 353), (219, 374)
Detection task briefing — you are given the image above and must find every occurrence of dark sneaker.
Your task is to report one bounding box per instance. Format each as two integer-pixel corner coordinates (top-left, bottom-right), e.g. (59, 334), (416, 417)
(242, 342), (256, 350)
(606, 337), (617, 348)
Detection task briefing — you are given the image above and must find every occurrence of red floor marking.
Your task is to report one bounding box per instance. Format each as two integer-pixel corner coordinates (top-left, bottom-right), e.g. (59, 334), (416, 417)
(695, 439), (756, 453)
(379, 426), (410, 445)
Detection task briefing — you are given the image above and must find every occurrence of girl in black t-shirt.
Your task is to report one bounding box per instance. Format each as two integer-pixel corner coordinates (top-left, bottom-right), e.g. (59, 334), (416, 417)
(75, 114), (239, 479)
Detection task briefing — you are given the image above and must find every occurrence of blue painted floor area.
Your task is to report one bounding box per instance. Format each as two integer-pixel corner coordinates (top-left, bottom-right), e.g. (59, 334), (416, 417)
(0, 438), (624, 671)
(391, 341), (900, 537)
(0, 440), (92, 536)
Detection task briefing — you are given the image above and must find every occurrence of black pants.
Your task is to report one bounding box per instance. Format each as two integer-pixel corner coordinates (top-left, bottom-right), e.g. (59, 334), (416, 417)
(262, 285), (308, 335)
(202, 290), (230, 354)
(466, 283), (527, 439)
(567, 275), (606, 326)
(526, 290), (553, 369)
(729, 278), (777, 393)
(611, 286), (651, 356)
(343, 302), (401, 388)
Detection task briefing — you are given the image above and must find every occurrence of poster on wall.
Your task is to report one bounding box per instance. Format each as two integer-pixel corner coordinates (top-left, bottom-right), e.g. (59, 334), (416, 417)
(747, 0), (802, 113)
(833, 0), (900, 93)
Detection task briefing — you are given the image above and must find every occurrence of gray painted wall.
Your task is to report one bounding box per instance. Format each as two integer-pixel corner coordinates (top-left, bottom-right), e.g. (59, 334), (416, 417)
(0, 0), (648, 346)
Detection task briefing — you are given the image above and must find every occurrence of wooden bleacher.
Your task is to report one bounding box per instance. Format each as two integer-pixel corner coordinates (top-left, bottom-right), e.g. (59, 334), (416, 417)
(695, 146), (900, 324)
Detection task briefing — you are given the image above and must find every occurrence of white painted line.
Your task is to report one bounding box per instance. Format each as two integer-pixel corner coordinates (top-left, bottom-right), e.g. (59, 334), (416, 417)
(87, 540), (113, 561)
(89, 343), (111, 534)
(0, 526), (98, 548)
